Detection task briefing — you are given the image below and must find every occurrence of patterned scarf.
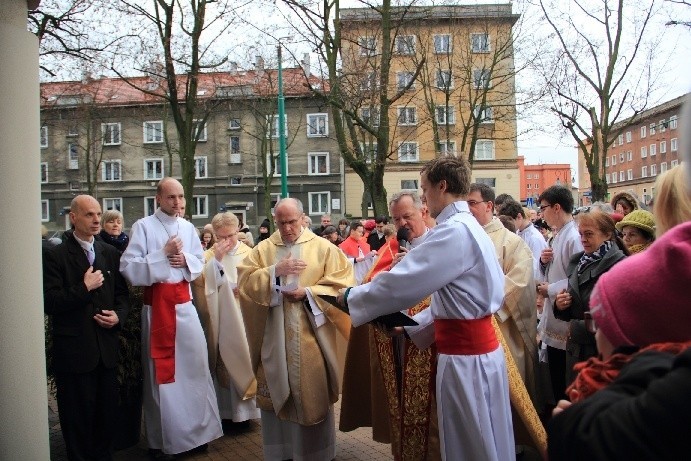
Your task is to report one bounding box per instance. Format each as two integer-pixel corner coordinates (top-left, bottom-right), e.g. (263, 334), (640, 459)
(627, 242), (653, 255)
(99, 229), (129, 253)
(577, 240), (613, 273)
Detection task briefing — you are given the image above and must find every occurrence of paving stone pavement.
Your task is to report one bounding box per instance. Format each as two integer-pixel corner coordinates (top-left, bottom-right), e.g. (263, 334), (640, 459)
(48, 391), (394, 460)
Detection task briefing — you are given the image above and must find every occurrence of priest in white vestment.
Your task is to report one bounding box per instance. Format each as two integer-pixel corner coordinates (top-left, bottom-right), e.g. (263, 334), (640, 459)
(120, 178), (222, 456)
(340, 157), (514, 461)
(238, 198), (354, 461)
(193, 212), (260, 424)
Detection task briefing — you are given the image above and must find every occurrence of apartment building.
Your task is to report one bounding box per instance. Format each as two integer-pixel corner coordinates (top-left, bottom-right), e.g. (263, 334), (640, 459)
(339, 4), (521, 216)
(39, 65), (343, 231)
(578, 93), (686, 206)
(517, 156), (572, 206)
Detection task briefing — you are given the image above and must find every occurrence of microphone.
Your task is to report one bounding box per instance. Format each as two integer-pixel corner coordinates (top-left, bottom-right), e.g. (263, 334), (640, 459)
(397, 227), (411, 250)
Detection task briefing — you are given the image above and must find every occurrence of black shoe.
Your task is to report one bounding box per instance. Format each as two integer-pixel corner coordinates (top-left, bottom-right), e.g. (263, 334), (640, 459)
(148, 448), (175, 460)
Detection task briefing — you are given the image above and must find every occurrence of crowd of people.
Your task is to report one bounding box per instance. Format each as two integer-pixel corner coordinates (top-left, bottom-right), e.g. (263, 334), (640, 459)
(43, 117), (691, 460)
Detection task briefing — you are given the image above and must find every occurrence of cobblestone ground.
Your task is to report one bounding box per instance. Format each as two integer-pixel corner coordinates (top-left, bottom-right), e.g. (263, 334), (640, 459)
(48, 391), (394, 461)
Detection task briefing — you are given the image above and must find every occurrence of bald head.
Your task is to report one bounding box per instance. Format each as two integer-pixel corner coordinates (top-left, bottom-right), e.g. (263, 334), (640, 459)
(156, 177), (185, 217)
(70, 195), (102, 241)
(274, 198), (305, 243)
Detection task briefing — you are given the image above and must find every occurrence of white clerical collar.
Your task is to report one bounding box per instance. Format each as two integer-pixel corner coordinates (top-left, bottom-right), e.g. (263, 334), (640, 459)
(154, 208), (179, 224)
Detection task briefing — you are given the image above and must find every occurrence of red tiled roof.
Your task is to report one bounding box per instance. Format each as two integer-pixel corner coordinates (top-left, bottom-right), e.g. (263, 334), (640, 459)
(40, 68), (325, 107)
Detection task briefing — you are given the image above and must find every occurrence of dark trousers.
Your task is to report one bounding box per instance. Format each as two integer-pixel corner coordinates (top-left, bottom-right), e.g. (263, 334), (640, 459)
(547, 345), (567, 401)
(55, 362), (117, 461)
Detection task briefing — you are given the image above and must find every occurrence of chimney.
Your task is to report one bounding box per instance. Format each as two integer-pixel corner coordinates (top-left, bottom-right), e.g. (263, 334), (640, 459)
(230, 61), (238, 72)
(255, 55), (264, 71)
(301, 53), (311, 77)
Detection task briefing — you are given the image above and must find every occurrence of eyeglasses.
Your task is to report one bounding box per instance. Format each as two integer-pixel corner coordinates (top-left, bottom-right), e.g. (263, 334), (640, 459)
(539, 204), (553, 211)
(584, 311), (597, 334)
(467, 200), (487, 207)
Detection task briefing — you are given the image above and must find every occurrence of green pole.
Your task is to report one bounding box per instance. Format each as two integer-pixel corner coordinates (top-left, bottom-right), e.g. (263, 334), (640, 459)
(277, 45), (288, 198)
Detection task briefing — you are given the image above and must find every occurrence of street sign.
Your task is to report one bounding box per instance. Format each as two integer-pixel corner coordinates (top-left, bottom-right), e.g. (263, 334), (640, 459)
(583, 191), (592, 197)
(526, 197), (533, 207)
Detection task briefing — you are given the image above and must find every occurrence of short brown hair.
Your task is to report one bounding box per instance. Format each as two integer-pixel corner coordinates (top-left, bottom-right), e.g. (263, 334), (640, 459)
(420, 157), (471, 196)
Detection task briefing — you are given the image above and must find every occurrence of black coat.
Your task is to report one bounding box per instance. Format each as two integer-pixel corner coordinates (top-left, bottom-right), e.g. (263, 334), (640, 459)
(43, 233), (130, 374)
(367, 231), (386, 251)
(555, 244), (626, 382)
(547, 347), (691, 461)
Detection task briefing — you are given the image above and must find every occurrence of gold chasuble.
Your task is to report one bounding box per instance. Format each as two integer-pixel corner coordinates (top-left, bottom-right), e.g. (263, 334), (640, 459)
(238, 230), (354, 426)
(341, 239), (439, 461)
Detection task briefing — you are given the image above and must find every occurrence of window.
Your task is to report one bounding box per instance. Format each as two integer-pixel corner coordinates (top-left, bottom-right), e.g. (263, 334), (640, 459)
(527, 184), (531, 190)
(534, 173), (539, 179)
(40, 126), (48, 148)
(671, 159), (679, 168)
(649, 122), (656, 135)
(266, 152), (288, 177)
(398, 142), (419, 162)
(267, 114), (288, 138)
(229, 118), (241, 130)
(192, 195), (208, 218)
(611, 172), (617, 184)
(661, 162), (668, 173)
(650, 164), (657, 176)
(361, 72), (377, 91)
(641, 166), (648, 177)
(650, 143), (656, 156)
(641, 146), (647, 158)
(669, 115), (678, 130)
(67, 124), (79, 137)
(473, 69), (491, 89)
(308, 192), (330, 215)
(640, 125), (646, 138)
(360, 142), (377, 164)
(611, 155), (616, 165)
(605, 157), (609, 167)
(535, 183), (539, 189)
(625, 131), (632, 143)
(103, 198), (122, 211)
(397, 107), (417, 126)
(230, 135), (241, 155)
(475, 140), (495, 160)
(474, 105), (493, 123)
(436, 70), (453, 90)
(102, 160), (122, 181)
(41, 200), (49, 222)
(438, 140), (456, 156)
(101, 123), (121, 146)
(617, 134), (624, 145)
(143, 121), (163, 143)
(195, 156), (207, 179)
(627, 169), (633, 180)
(627, 151), (632, 161)
(361, 107), (380, 126)
(605, 173), (610, 184)
(435, 105), (455, 124)
(40, 162), (48, 184)
(476, 177), (496, 187)
(230, 176), (242, 186)
(359, 36), (377, 56)
(307, 113), (328, 137)
(619, 153), (625, 163)
(527, 174), (532, 179)
(471, 33), (490, 52)
(660, 140), (667, 154)
(68, 142), (79, 169)
(144, 197), (156, 216)
(396, 71), (415, 91)
(308, 152), (329, 175)
(671, 138), (678, 152)
(144, 158), (163, 180)
(619, 171), (625, 182)
(659, 119), (666, 133)
(401, 179), (418, 190)
(193, 120), (207, 142)
(394, 35), (416, 55)
(434, 34), (452, 54)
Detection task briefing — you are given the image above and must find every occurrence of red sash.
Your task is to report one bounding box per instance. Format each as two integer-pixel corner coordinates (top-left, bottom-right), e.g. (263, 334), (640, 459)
(434, 316), (498, 355)
(143, 281), (190, 384)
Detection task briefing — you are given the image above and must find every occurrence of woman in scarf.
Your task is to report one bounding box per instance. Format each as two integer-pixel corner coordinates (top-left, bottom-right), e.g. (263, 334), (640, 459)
(99, 209), (129, 253)
(553, 211), (626, 385)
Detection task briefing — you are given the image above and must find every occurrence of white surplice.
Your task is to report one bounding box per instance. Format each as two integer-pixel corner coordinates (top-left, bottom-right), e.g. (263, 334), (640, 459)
(204, 243), (260, 422)
(120, 209), (223, 454)
(347, 201), (514, 461)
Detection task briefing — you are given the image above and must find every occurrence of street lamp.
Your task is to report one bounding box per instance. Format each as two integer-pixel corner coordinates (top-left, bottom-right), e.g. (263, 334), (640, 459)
(277, 45), (288, 198)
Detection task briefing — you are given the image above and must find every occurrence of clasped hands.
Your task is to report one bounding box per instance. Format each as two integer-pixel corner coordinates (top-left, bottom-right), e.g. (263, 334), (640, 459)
(164, 236), (187, 268)
(276, 253), (307, 302)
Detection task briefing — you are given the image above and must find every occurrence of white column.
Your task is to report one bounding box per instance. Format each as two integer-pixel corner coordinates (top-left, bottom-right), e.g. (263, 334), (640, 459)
(0, 0), (51, 459)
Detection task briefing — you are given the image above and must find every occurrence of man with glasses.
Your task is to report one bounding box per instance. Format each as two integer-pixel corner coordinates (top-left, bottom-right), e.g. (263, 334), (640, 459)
(467, 184), (539, 408)
(535, 185), (583, 403)
(193, 212), (259, 428)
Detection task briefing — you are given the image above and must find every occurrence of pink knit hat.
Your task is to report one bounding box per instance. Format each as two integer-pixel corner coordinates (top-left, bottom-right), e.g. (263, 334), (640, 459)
(589, 221), (691, 348)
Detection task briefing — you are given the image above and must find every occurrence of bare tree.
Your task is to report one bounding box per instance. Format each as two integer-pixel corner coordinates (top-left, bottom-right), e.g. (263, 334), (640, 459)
(534, 0), (669, 202)
(665, 0), (691, 28)
(110, 0), (245, 213)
